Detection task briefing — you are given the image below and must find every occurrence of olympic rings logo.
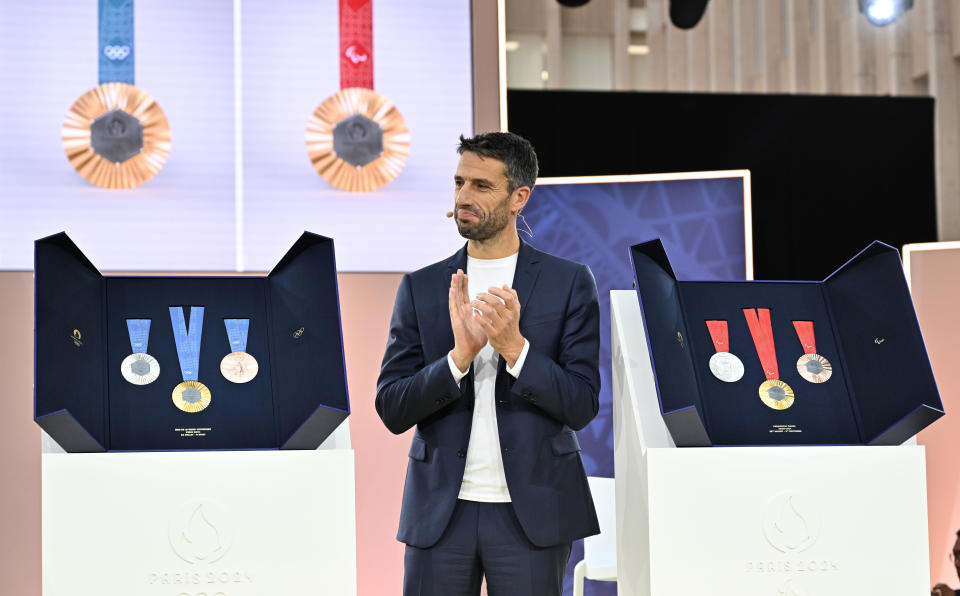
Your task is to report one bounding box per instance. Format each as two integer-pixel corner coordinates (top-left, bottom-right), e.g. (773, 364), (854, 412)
(103, 45), (130, 61)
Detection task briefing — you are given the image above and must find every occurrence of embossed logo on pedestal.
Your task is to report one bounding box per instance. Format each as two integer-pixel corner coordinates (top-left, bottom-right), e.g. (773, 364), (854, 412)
(762, 491), (821, 554)
(168, 500), (235, 564)
(744, 490), (840, 594)
(148, 499), (254, 590)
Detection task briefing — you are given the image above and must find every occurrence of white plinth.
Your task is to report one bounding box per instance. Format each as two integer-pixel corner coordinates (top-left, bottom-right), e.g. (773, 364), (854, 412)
(42, 448), (356, 596)
(610, 290), (930, 596)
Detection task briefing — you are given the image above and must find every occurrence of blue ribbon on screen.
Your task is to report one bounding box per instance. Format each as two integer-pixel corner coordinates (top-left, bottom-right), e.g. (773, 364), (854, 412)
(224, 319), (250, 353)
(169, 307), (204, 381)
(99, 0), (135, 85)
(126, 319), (150, 354)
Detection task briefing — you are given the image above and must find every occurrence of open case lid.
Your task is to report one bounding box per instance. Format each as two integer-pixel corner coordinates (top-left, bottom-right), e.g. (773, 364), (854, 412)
(34, 232), (107, 452)
(268, 232), (350, 449)
(823, 241), (943, 444)
(629, 238), (711, 446)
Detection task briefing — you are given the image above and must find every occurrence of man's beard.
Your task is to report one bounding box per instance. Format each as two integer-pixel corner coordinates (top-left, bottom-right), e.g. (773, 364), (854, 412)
(455, 196), (512, 241)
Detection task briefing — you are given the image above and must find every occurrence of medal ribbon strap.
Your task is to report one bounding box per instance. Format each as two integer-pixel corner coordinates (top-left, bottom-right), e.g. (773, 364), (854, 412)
(793, 321), (817, 354)
(340, 0), (373, 89)
(224, 319), (250, 353)
(169, 306), (204, 381)
(99, 0), (135, 85)
(705, 320), (730, 353)
(743, 308), (779, 380)
(126, 319), (150, 353)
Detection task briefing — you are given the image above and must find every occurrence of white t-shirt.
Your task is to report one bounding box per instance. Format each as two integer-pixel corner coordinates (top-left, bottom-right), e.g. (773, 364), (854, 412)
(446, 252), (530, 502)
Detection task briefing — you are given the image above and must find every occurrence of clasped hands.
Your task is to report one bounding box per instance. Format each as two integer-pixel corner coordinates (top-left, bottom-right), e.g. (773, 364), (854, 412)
(448, 269), (525, 372)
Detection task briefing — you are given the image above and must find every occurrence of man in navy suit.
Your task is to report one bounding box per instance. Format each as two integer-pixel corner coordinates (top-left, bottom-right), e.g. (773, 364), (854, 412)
(377, 132), (601, 596)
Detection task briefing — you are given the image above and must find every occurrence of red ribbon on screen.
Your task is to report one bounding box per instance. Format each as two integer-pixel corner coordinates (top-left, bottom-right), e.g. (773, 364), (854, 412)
(340, 0), (374, 89)
(743, 308), (779, 380)
(705, 320), (730, 353)
(792, 321), (817, 354)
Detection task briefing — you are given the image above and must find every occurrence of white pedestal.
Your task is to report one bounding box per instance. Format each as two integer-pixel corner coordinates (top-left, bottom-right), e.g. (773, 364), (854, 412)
(610, 290), (930, 596)
(42, 447), (356, 596)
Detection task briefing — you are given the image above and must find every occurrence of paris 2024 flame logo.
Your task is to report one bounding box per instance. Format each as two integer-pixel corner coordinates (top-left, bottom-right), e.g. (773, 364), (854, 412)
(762, 491), (822, 554)
(168, 501), (235, 565)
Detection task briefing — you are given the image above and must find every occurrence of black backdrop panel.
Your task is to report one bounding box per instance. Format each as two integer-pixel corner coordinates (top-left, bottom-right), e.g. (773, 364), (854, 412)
(507, 90), (937, 280)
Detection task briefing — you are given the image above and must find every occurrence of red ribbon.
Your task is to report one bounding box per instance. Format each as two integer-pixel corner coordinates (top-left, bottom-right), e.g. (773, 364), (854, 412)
(705, 320), (730, 353)
(793, 321), (817, 355)
(743, 308), (779, 380)
(340, 0), (373, 89)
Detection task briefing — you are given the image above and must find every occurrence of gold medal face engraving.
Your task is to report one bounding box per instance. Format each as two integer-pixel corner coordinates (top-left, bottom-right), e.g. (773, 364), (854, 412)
(759, 379), (795, 410)
(121, 353), (160, 385)
(306, 87), (410, 192)
(172, 381), (211, 413)
(220, 351), (259, 384)
(708, 351), (745, 383)
(796, 353), (832, 383)
(62, 82), (171, 189)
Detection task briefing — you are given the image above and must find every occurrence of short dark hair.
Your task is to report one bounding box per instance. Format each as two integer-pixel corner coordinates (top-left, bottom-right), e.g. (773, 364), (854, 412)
(457, 132), (539, 193)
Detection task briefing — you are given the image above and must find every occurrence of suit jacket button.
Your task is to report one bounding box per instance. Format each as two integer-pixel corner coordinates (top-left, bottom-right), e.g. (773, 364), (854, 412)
(496, 400), (505, 407)
(457, 449), (466, 458)
(435, 399), (442, 405)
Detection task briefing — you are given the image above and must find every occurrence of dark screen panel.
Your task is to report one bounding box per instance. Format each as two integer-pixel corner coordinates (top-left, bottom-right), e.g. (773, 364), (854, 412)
(508, 90), (937, 281)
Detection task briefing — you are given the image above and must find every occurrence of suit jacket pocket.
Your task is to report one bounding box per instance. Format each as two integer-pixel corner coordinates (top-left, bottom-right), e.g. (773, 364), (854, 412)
(409, 435), (427, 461)
(521, 311), (564, 330)
(551, 429), (581, 456)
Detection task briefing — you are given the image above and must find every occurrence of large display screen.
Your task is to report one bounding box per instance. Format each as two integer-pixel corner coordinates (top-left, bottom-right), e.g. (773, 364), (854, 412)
(0, 0), (472, 272)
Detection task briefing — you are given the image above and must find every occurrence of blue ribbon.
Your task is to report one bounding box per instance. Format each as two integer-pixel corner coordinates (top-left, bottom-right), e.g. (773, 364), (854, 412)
(99, 0), (135, 85)
(169, 306), (204, 381)
(224, 319), (250, 353)
(126, 319), (150, 354)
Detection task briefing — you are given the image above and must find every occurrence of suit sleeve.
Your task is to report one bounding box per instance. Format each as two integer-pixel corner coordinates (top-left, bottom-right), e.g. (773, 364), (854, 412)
(509, 264), (601, 430)
(375, 273), (464, 434)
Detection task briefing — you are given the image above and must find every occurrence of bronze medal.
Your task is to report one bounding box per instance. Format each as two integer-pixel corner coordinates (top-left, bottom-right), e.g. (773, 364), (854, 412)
(220, 351), (259, 384)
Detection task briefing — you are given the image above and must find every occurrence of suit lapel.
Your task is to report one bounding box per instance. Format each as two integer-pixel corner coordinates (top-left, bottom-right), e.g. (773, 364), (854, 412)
(512, 239), (542, 327)
(496, 239), (542, 379)
(445, 244), (473, 398)
(444, 243), (469, 275)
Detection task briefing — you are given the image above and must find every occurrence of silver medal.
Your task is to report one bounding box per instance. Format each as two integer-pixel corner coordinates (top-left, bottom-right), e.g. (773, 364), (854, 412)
(709, 351), (745, 383)
(121, 352), (160, 385)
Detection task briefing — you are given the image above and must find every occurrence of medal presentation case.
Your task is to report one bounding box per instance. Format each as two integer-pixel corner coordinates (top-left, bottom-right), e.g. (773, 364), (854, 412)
(34, 231), (349, 452)
(630, 238), (943, 446)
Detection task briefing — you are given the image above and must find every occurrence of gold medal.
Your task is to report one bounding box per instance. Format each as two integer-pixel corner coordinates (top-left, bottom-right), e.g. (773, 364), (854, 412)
(172, 381), (211, 413)
(220, 351), (259, 384)
(62, 82), (171, 189)
(759, 379), (795, 410)
(306, 88), (410, 192)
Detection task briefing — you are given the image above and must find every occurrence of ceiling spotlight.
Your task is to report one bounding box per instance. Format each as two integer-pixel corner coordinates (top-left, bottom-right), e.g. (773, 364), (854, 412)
(858, 0), (913, 27)
(557, 0), (590, 6)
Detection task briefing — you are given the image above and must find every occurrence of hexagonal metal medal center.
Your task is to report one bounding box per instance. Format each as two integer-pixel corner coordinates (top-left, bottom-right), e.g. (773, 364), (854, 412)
(91, 109), (144, 164)
(333, 114), (383, 168)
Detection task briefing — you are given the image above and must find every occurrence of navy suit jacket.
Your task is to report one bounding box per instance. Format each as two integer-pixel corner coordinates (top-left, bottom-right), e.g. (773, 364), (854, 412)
(376, 239), (601, 549)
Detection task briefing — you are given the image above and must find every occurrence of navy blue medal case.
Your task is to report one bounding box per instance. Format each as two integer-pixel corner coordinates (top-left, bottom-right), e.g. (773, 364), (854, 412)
(34, 231), (350, 452)
(630, 239), (943, 446)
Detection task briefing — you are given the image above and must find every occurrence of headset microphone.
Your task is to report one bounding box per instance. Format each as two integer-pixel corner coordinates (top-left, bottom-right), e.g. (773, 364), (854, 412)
(446, 211), (454, 217)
